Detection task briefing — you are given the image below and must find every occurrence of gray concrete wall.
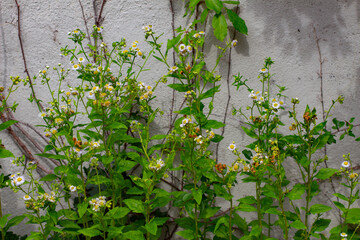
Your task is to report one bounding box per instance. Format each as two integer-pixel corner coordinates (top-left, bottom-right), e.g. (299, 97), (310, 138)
(0, 0), (359, 237)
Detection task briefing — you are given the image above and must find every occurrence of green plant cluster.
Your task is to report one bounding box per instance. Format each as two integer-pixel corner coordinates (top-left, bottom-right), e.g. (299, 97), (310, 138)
(0, 4), (359, 240)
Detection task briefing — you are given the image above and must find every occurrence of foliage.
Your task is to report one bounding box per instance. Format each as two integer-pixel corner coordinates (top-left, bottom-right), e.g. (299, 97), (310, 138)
(0, 3), (359, 240)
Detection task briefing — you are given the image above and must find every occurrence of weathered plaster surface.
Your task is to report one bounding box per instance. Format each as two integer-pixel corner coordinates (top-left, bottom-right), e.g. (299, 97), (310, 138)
(0, 0), (359, 237)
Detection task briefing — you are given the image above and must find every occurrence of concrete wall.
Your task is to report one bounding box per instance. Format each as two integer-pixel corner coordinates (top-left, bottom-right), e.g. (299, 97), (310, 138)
(0, 0), (359, 237)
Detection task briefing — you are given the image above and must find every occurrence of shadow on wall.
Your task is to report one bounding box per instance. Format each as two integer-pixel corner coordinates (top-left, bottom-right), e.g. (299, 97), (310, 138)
(245, 0), (359, 60)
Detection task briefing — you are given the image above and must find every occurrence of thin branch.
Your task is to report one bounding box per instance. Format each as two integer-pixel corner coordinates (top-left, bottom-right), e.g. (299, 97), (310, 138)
(215, 4), (240, 161)
(13, 0), (44, 112)
(1, 114), (53, 174)
(95, 0), (107, 27)
(168, 0), (176, 130)
(78, 0), (93, 45)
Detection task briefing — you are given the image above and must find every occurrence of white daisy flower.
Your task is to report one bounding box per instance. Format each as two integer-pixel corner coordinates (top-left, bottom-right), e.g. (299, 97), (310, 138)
(13, 176), (25, 186)
(72, 64), (80, 71)
(23, 195), (31, 201)
(96, 27), (103, 33)
(193, 33), (200, 38)
(169, 66), (178, 74)
(340, 233), (347, 238)
(186, 45), (192, 53)
(228, 143), (236, 151)
(194, 135), (203, 145)
(38, 112), (47, 118)
(272, 102), (280, 109)
(199, 31), (205, 35)
(342, 161), (350, 168)
(259, 68), (268, 74)
(69, 185), (77, 192)
(178, 44), (186, 52)
(50, 128), (57, 135)
(87, 91), (96, 99)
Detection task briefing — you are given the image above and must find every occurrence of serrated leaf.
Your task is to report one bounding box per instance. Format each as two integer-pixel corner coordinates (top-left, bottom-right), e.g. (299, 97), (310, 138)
(78, 228), (101, 237)
(206, 0), (223, 14)
(310, 204), (332, 214)
(123, 199), (145, 214)
(123, 230), (145, 240)
(39, 174), (58, 182)
(199, 85), (220, 100)
(145, 221), (157, 235)
(226, 9), (248, 35)
(346, 208), (360, 224)
(193, 188), (202, 205)
(150, 134), (167, 140)
(290, 220), (306, 229)
(176, 229), (195, 239)
(312, 218), (331, 232)
(77, 202), (88, 218)
(237, 204), (257, 212)
(333, 193), (348, 201)
(36, 153), (66, 160)
(168, 83), (190, 92)
(105, 207), (130, 219)
(212, 14), (227, 41)
(315, 168), (338, 180)
(204, 120), (225, 129)
(199, 207), (220, 219)
(288, 183), (306, 200)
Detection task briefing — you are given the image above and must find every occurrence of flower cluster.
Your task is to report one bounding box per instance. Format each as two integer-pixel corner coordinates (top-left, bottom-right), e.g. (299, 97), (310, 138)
(89, 196), (107, 212)
(149, 158), (165, 171)
(248, 90), (264, 102)
(138, 82), (153, 101)
(180, 117), (192, 128)
(10, 173), (25, 187)
(178, 43), (192, 55)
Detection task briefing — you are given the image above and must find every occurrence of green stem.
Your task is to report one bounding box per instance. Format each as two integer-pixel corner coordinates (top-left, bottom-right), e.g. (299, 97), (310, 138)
(228, 188), (233, 240)
(256, 180), (263, 240)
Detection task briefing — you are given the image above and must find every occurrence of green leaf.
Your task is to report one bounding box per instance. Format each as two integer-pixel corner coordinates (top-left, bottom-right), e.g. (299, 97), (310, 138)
(4, 215), (25, 231)
(212, 14), (228, 41)
(168, 83), (190, 92)
(214, 216), (228, 233)
(204, 120), (225, 129)
(241, 126), (257, 139)
(205, 0), (223, 14)
(150, 134), (167, 140)
(346, 208), (360, 224)
(290, 220), (306, 230)
(333, 193), (348, 201)
(226, 9), (248, 35)
(333, 201), (346, 212)
(145, 221), (157, 235)
(58, 219), (80, 229)
(77, 202), (88, 218)
(199, 85), (220, 100)
(123, 230), (145, 240)
(166, 34), (182, 52)
(312, 218), (331, 232)
(176, 229), (195, 239)
(126, 187), (144, 195)
(0, 214), (11, 228)
(105, 207), (130, 219)
(288, 183), (306, 200)
(199, 207), (220, 219)
(192, 61), (205, 74)
(78, 228), (101, 237)
(315, 168), (338, 180)
(88, 175), (111, 185)
(0, 149), (14, 158)
(280, 135), (304, 144)
(39, 174), (58, 181)
(192, 188), (202, 205)
(123, 199), (145, 214)
(107, 122), (127, 130)
(0, 120), (17, 131)
(118, 160), (137, 172)
(237, 204), (257, 212)
(36, 153), (67, 160)
(310, 204), (332, 214)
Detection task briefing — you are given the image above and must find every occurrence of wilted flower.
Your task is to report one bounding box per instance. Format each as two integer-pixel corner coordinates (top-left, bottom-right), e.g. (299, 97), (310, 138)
(231, 39), (238, 48)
